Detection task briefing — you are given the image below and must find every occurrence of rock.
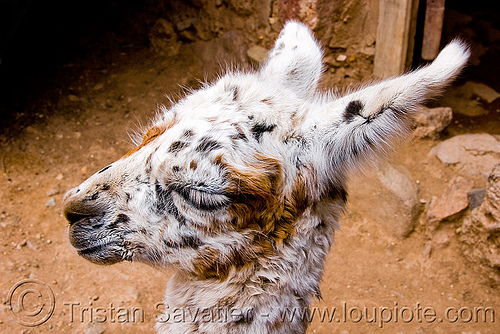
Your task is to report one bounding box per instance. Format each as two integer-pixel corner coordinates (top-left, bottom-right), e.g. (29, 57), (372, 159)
(227, 0), (254, 16)
(26, 240), (37, 250)
(427, 176), (474, 231)
(451, 98), (488, 116)
(467, 188), (486, 210)
(175, 19), (197, 42)
(460, 164), (500, 284)
(324, 55), (340, 68)
(336, 54), (347, 62)
(124, 286), (143, 303)
(175, 19), (195, 32)
(81, 322), (106, 334)
(92, 83), (104, 91)
(25, 125), (42, 135)
(371, 163), (420, 238)
(412, 106), (453, 139)
(45, 198), (56, 207)
(149, 18), (180, 57)
(68, 94), (80, 102)
(440, 82), (493, 116)
(485, 168), (500, 223)
(432, 228), (454, 249)
(415, 327), (427, 334)
(46, 188), (59, 196)
(360, 46), (375, 56)
(247, 46), (269, 64)
(422, 242), (432, 259)
(463, 81), (500, 103)
(56, 173), (64, 180)
(429, 133), (500, 179)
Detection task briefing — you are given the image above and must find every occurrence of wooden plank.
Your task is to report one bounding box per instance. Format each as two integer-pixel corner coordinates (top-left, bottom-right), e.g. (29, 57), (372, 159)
(421, 0), (446, 60)
(374, 0), (416, 78)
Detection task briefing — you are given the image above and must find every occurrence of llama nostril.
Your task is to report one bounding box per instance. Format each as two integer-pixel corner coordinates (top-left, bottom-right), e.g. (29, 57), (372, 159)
(65, 211), (92, 225)
(64, 210), (105, 230)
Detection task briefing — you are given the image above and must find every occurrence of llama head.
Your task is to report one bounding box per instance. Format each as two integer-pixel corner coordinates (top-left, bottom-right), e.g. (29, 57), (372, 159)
(62, 22), (469, 279)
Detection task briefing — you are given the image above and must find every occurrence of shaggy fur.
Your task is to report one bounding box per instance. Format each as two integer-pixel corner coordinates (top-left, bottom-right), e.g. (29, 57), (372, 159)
(63, 22), (469, 334)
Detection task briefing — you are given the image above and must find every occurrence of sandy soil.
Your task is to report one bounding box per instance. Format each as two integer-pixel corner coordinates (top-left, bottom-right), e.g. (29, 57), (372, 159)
(1, 10), (500, 334)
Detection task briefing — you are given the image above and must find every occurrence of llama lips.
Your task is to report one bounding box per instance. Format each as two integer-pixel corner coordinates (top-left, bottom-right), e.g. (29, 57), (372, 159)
(68, 217), (126, 265)
(76, 242), (125, 265)
(71, 235), (125, 265)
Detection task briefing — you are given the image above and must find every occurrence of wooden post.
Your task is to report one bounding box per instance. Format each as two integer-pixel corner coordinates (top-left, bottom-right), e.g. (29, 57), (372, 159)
(374, 0), (419, 78)
(421, 0), (446, 60)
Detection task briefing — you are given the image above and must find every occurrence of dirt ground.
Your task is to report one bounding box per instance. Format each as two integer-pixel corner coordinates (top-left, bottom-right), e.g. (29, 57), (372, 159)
(1, 3), (500, 334)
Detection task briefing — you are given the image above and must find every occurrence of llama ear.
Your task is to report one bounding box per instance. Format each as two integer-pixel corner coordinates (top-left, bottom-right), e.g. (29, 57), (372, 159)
(261, 21), (323, 99)
(302, 40), (470, 180)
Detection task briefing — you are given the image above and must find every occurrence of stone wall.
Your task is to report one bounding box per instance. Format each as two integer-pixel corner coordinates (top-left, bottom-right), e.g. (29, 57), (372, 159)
(147, 0), (379, 84)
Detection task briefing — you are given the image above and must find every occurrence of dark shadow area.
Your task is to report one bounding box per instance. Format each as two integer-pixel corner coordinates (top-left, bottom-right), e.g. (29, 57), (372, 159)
(439, 0), (500, 135)
(0, 0), (151, 136)
(443, 0), (500, 90)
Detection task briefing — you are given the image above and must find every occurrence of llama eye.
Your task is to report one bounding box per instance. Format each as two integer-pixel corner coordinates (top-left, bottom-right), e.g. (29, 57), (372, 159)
(175, 187), (230, 211)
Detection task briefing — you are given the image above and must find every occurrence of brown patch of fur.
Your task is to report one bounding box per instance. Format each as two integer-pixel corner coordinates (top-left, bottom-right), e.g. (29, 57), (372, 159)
(261, 97), (273, 105)
(193, 155), (312, 280)
(122, 120), (175, 158)
(189, 160), (198, 170)
(193, 246), (255, 280)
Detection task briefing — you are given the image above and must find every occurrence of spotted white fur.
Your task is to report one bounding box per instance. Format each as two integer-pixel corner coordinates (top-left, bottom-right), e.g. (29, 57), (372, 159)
(63, 22), (469, 334)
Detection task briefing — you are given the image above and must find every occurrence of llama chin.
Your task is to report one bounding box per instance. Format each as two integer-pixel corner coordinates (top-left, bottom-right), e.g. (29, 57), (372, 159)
(63, 21), (469, 334)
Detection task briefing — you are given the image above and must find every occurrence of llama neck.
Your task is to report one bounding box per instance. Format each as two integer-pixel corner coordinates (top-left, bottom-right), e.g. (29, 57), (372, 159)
(156, 213), (337, 334)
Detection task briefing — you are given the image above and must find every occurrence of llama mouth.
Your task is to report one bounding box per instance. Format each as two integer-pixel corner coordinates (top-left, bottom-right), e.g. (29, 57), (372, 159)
(75, 240), (126, 265)
(70, 231), (126, 264)
(76, 242), (117, 254)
